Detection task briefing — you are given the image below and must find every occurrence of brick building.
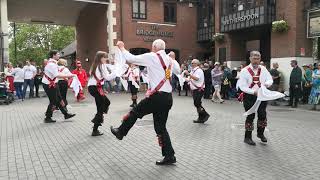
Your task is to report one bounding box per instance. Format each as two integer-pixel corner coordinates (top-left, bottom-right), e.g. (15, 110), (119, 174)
(107, 0), (212, 63)
(214, 0), (318, 90)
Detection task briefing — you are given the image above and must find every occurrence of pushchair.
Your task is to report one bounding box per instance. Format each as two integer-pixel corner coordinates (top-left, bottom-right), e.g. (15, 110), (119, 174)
(0, 73), (14, 105)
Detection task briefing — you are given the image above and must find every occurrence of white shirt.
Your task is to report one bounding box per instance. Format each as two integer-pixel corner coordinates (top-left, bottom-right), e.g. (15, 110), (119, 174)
(189, 67), (205, 90)
(121, 50), (180, 93)
(23, 65), (37, 79)
(126, 67), (140, 82)
(57, 66), (72, 81)
(237, 64), (273, 95)
(12, 68), (24, 83)
(87, 64), (116, 86)
(42, 60), (59, 85)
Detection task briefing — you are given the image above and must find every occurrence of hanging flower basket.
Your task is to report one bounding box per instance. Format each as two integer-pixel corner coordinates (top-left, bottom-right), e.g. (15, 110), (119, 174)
(213, 33), (225, 43)
(272, 20), (289, 33)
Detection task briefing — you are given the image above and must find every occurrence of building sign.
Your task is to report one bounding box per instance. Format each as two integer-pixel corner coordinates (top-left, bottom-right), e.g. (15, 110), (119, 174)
(307, 9), (320, 38)
(222, 13), (259, 25)
(220, 5), (275, 33)
(136, 25), (174, 42)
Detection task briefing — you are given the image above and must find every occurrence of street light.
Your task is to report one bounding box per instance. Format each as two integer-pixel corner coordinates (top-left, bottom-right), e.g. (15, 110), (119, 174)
(0, 32), (9, 72)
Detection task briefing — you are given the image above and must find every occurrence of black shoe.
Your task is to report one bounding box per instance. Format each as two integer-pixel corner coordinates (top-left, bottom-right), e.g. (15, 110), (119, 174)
(44, 117), (56, 123)
(244, 138), (256, 146)
(110, 126), (124, 140)
(64, 113), (76, 120)
(193, 119), (203, 123)
(92, 130), (104, 136)
(156, 156), (176, 165)
(202, 113), (210, 123)
(257, 134), (267, 143)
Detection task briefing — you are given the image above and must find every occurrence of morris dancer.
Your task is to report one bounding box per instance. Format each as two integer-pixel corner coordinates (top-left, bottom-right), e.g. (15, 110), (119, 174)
(88, 51), (116, 136)
(237, 51), (273, 145)
(184, 59), (210, 123)
(111, 39), (180, 165)
(42, 50), (76, 123)
(126, 64), (140, 107)
(57, 59), (73, 106)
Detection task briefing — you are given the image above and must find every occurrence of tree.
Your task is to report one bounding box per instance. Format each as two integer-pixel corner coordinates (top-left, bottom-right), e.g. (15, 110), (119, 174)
(9, 23), (75, 66)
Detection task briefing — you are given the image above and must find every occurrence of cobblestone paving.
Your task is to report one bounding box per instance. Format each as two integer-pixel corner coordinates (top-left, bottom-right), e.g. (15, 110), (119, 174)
(0, 92), (320, 180)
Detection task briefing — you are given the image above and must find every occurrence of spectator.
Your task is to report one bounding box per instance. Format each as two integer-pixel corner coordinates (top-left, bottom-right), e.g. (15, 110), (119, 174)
(31, 60), (42, 98)
(4, 63), (15, 93)
(302, 64), (312, 104)
(203, 63), (212, 99)
(12, 63), (24, 100)
(211, 62), (224, 103)
(309, 63), (320, 110)
(22, 60), (37, 99)
(269, 62), (281, 105)
(221, 62), (232, 100)
(288, 60), (302, 108)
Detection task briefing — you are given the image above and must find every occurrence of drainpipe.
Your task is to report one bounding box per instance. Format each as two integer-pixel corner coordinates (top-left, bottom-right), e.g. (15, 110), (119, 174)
(120, 0), (123, 40)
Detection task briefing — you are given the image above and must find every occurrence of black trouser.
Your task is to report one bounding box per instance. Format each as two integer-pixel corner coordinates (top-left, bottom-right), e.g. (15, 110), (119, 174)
(302, 85), (311, 104)
(43, 84), (68, 118)
(221, 84), (230, 100)
(88, 86), (110, 126)
(128, 81), (138, 95)
(178, 82), (189, 96)
(204, 83), (212, 99)
(192, 90), (208, 119)
(58, 80), (69, 106)
(119, 92), (175, 157)
(243, 93), (267, 131)
(289, 84), (301, 106)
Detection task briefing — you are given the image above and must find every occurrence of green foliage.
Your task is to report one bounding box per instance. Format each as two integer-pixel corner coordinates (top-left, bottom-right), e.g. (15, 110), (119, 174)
(272, 20), (289, 33)
(9, 23), (75, 66)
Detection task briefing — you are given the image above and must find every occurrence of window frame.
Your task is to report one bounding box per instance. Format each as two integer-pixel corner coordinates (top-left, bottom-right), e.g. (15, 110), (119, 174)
(163, 2), (177, 23)
(132, 0), (147, 20)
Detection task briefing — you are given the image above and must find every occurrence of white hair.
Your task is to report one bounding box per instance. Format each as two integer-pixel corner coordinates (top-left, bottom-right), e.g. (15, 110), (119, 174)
(152, 39), (166, 50)
(192, 59), (200, 65)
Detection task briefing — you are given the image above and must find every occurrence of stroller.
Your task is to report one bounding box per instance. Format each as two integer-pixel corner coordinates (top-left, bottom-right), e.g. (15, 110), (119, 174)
(0, 73), (14, 105)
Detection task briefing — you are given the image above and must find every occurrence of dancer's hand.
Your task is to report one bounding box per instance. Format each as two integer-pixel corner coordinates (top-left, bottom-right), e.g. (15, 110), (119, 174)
(117, 41), (125, 50)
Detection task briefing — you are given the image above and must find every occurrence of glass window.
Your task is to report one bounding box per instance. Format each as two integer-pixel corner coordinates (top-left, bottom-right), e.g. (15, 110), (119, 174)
(132, 0), (146, 19)
(164, 2), (177, 23)
(221, 0), (265, 15)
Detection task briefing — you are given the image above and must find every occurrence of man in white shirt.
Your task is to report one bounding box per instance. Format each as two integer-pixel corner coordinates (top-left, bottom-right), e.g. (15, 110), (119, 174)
(42, 50), (76, 123)
(111, 39), (180, 165)
(22, 60), (37, 99)
(184, 59), (210, 123)
(237, 51), (273, 146)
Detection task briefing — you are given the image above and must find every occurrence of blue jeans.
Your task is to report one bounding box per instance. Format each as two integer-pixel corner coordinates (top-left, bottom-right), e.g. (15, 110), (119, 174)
(14, 82), (23, 99)
(114, 77), (122, 93)
(103, 80), (113, 92)
(23, 79), (34, 98)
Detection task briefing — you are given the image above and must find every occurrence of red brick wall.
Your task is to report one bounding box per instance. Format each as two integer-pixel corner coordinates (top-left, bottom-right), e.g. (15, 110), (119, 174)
(113, 0), (207, 62)
(76, 4), (108, 71)
(271, 0), (312, 58)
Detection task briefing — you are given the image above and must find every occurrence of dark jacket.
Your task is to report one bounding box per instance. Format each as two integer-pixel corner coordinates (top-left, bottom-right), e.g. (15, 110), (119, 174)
(204, 68), (212, 86)
(290, 66), (302, 86)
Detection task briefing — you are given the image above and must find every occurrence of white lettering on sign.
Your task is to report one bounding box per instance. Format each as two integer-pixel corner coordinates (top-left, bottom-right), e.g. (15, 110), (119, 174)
(222, 13), (260, 25)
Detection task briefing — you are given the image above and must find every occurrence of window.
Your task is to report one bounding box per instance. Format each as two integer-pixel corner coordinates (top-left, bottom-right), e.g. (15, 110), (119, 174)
(164, 2), (177, 23)
(132, 0), (146, 19)
(197, 0), (214, 41)
(220, 0), (265, 15)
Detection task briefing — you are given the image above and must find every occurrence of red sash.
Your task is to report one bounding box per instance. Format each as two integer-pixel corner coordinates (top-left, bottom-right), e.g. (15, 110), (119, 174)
(93, 73), (105, 96)
(247, 67), (261, 88)
(189, 67), (204, 91)
(44, 74), (56, 88)
(145, 53), (172, 98)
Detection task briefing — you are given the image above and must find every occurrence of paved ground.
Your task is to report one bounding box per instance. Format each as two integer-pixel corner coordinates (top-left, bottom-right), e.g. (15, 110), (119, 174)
(0, 91), (320, 180)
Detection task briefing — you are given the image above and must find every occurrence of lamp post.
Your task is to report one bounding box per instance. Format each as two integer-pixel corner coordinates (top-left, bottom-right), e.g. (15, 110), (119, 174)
(0, 32), (9, 72)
